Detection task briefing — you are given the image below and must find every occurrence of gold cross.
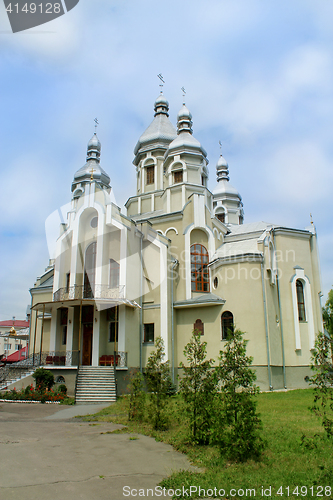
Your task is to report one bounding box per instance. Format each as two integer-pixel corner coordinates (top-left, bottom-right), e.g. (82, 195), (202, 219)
(90, 167), (95, 181)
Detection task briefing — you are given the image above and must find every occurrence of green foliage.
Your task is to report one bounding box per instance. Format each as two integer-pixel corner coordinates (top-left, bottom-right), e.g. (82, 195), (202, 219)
(214, 328), (265, 462)
(179, 330), (216, 444)
(322, 289), (333, 340)
(0, 383), (67, 402)
(58, 384), (67, 394)
(309, 331), (333, 438)
(144, 337), (172, 430)
(128, 371), (145, 421)
(32, 368), (55, 392)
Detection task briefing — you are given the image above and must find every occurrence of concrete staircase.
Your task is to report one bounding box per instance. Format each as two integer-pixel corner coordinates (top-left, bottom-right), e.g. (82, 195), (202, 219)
(75, 366), (116, 404)
(0, 368), (35, 391)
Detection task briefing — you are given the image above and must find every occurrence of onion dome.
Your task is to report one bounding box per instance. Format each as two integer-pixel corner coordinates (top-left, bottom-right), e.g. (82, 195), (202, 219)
(133, 93), (177, 164)
(213, 155), (241, 199)
(71, 134), (111, 193)
(154, 93), (170, 116)
(166, 103), (207, 157)
(177, 104), (193, 134)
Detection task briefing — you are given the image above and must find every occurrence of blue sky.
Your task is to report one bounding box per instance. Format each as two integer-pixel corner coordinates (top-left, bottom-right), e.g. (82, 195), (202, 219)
(0, 0), (332, 321)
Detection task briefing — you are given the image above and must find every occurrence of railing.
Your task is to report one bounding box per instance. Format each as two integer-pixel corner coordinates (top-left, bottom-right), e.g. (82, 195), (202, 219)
(99, 351), (127, 368)
(53, 284), (125, 302)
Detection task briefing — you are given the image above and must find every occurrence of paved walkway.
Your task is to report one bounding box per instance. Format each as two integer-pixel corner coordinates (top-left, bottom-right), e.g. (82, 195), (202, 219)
(0, 402), (198, 500)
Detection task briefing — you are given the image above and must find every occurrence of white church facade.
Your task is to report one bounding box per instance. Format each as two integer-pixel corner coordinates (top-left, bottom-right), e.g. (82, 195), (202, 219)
(29, 93), (323, 395)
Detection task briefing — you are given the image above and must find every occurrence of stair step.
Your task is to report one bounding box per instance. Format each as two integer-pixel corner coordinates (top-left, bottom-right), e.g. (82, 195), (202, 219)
(75, 366), (117, 404)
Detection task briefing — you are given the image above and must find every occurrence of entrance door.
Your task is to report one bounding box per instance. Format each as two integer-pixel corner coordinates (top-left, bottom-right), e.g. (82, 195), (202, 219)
(82, 324), (93, 365)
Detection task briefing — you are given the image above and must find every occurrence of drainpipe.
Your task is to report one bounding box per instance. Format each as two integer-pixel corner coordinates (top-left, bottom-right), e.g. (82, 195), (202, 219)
(272, 230), (287, 389)
(139, 229), (143, 373)
(171, 259), (179, 385)
(261, 261), (273, 390)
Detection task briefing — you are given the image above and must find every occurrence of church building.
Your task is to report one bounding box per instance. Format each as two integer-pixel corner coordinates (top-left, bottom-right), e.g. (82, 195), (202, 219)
(29, 92), (323, 399)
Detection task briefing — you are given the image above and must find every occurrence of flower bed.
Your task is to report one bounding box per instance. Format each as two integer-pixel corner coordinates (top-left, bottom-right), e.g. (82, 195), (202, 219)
(0, 384), (67, 403)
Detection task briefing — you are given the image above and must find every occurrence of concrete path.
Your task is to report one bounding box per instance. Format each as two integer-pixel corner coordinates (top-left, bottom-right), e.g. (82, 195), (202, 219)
(0, 402), (198, 500)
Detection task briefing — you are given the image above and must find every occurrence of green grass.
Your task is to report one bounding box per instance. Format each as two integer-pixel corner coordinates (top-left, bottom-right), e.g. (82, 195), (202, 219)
(82, 390), (333, 499)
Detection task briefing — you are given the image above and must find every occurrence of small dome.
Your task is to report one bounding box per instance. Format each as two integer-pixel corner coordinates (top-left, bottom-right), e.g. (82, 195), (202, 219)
(177, 104), (192, 121)
(155, 93), (169, 109)
(217, 155), (228, 169)
(87, 133), (101, 152)
(154, 92), (170, 117)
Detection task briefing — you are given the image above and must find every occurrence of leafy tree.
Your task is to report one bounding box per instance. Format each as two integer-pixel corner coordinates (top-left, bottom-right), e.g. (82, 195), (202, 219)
(323, 289), (333, 362)
(32, 368), (54, 392)
(145, 337), (172, 430)
(179, 331), (216, 444)
(309, 331), (333, 439)
(213, 329), (265, 462)
(128, 371), (145, 421)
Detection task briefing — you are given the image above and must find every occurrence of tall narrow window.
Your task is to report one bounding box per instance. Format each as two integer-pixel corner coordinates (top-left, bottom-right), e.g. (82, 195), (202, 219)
(65, 272), (70, 292)
(144, 323), (154, 343)
(194, 319), (204, 335)
(108, 306), (119, 342)
(84, 242), (96, 298)
(191, 244), (210, 292)
(221, 311), (234, 340)
(146, 166), (154, 185)
(296, 279), (306, 321)
(110, 259), (120, 289)
(60, 308), (68, 345)
(174, 170), (183, 183)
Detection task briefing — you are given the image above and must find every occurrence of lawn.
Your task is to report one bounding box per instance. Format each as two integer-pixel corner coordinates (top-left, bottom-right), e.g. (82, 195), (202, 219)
(83, 389), (333, 499)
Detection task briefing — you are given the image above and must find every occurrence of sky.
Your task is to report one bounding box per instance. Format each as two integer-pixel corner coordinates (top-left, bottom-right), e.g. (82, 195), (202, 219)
(0, 0), (332, 321)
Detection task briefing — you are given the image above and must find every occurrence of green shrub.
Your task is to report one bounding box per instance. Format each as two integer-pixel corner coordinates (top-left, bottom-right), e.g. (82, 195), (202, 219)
(128, 371), (145, 421)
(58, 384), (67, 395)
(32, 368), (55, 392)
(213, 329), (265, 462)
(145, 337), (172, 430)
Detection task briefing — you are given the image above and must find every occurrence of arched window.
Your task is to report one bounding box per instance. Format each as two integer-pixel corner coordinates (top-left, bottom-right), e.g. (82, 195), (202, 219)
(193, 319), (204, 335)
(190, 244), (210, 292)
(84, 242), (96, 298)
(110, 259), (120, 289)
(221, 311), (234, 340)
(216, 212), (225, 223)
(296, 279), (306, 321)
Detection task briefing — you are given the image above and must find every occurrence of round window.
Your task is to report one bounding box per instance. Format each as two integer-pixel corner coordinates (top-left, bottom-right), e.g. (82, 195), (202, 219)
(90, 217), (98, 228)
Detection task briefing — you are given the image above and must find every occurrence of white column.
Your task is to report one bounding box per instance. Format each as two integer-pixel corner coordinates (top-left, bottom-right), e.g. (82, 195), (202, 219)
(49, 308), (57, 352)
(66, 307), (74, 366)
(118, 305), (125, 352)
(92, 309), (100, 366)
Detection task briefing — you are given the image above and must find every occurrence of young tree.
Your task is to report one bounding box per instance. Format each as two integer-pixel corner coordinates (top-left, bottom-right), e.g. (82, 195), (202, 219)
(179, 331), (216, 444)
(32, 368), (54, 393)
(214, 329), (265, 462)
(322, 289), (333, 363)
(128, 371), (145, 422)
(309, 331), (333, 439)
(145, 337), (172, 430)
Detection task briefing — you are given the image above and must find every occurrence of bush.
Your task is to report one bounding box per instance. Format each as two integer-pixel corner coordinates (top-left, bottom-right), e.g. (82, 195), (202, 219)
(213, 329), (265, 462)
(309, 331), (333, 439)
(179, 331), (216, 444)
(58, 384), (67, 395)
(32, 368), (55, 392)
(128, 372), (145, 421)
(145, 337), (172, 430)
